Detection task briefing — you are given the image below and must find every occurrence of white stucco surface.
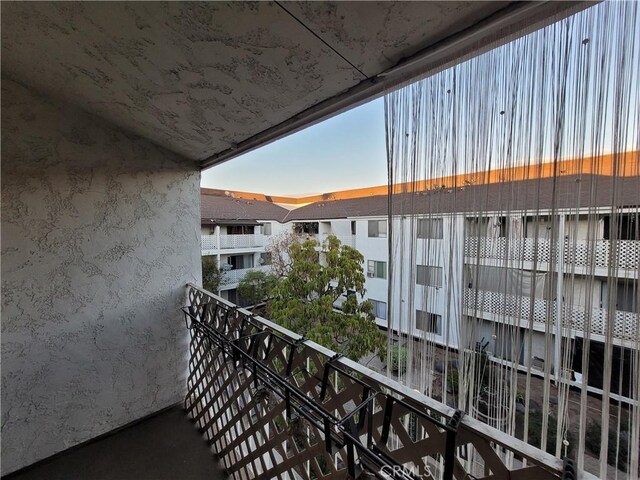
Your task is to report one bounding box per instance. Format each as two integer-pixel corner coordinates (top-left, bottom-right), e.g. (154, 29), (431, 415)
(1, 79), (201, 475)
(1, 2), (580, 166)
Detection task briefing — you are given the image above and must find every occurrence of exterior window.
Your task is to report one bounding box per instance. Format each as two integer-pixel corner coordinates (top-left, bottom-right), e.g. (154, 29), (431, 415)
(351, 221), (356, 235)
(293, 222), (319, 234)
(603, 213), (639, 240)
(263, 223), (272, 235)
(417, 218), (443, 239)
(370, 299), (387, 320)
(227, 225), (254, 235)
(368, 219), (387, 238)
(260, 252), (272, 265)
(416, 265), (442, 287)
(465, 217), (489, 237)
(367, 260), (387, 279)
(416, 310), (441, 334)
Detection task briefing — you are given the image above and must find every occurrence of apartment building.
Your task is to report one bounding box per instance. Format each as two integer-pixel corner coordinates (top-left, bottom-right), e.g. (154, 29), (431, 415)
(204, 169), (639, 403)
(200, 188), (290, 304)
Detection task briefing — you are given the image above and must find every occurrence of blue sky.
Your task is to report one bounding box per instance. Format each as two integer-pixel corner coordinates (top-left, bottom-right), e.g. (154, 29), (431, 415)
(201, 98), (387, 196)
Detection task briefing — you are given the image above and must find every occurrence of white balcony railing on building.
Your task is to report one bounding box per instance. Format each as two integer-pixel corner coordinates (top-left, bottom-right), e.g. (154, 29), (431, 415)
(565, 238), (639, 270)
(464, 236), (639, 270)
(464, 237), (554, 263)
(463, 289), (638, 341)
(201, 234), (265, 251)
(221, 265), (271, 286)
(220, 233), (264, 249)
(201, 234), (218, 251)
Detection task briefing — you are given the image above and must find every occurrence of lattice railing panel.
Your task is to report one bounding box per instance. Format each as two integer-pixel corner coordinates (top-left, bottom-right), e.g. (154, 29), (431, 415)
(465, 236), (639, 271)
(463, 288), (639, 340)
(201, 234), (219, 252)
(220, 234), (264, 249)
(184, 284), (595, 480)
(565, 239), (639, 270)
(464, 237), (555, 264)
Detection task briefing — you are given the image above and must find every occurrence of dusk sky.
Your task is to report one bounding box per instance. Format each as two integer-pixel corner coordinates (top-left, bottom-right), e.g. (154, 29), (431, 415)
(201, 98), (387, 196)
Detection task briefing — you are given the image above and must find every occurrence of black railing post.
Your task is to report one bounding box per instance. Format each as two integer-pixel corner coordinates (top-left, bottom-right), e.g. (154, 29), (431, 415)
(443, 409), (464, 480)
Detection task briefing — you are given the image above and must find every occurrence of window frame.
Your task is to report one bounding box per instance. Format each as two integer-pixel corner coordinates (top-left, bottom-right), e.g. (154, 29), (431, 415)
(369, 299), (387, 320)
(367, 260), (387, 279)
(416, 265), (443, 287)
(416, 310), (442, 335)
(417, 218), (444, 239)
(368, 219), (387, 238)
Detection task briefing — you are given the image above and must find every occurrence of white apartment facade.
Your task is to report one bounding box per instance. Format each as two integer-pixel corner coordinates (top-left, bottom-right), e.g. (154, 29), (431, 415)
(200, 174), (638, 401)
(266, 173), (639, 403)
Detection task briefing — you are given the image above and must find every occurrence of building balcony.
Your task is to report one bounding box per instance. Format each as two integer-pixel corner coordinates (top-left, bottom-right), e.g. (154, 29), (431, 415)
(463, 288), (638, 342)
(565, 238), (639, 271)
(182, 284), (584, 480)
(220, 265), (271, 288)
(465, 237), (555, 264)
(464, 236), (639, 272)
(201, 234), (265, 253)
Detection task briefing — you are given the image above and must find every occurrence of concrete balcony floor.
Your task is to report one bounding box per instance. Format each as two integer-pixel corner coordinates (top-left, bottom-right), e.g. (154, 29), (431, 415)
(6, 406), (226, 480)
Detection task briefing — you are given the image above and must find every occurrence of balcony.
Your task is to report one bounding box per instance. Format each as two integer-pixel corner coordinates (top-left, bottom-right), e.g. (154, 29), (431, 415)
(183, 284), (584, 480)
(464, 237), (639, 272)
(565, 238), (639, 271)
(463, 289), (638, 341)
(465, 237), (554, 264)
(220, 265), (271, 287)
(201, 234), (265, 253)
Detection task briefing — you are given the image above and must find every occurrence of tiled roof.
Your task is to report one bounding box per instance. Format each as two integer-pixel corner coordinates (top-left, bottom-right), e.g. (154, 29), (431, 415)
(282, 175), (640, 220)
(201, 190), (289, 223)
(283, 195), (388, 221)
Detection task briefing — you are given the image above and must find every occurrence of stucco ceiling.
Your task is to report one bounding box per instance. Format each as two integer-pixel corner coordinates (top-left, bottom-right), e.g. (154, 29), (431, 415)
(1, 1), (587, 167)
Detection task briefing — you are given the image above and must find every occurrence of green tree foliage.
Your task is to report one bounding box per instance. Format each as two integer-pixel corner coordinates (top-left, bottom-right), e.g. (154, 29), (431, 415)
(237, 270), (277, 310)
(202, 255), (222, 293)
(269, 235), (386, 361)
(390, 345), (408, 374)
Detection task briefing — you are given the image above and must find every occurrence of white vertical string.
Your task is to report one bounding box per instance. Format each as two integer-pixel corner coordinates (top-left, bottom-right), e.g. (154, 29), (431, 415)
(384, 2), (639, 478)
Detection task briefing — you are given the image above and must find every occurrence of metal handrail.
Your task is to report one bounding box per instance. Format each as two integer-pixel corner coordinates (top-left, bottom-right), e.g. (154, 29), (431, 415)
(184, 283), (595, 480)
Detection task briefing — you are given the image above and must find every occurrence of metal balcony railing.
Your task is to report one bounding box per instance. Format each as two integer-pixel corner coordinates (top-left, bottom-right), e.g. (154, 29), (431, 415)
(183, 284), (592, 480)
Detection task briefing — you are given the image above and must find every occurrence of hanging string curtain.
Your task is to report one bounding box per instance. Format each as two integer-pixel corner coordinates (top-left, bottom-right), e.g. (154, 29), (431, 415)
(385, 1), (639, 478)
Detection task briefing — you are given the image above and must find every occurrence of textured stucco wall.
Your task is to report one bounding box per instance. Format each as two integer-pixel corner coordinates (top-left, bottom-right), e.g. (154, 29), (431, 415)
(1, 79), (201, 475)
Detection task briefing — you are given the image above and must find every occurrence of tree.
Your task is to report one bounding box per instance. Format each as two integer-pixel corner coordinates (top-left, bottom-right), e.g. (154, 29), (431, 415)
(202, 255), (222, 293)
(269, 235), (386, 361)
(237, 270), (277, 310)
(265, 231), (304, 277)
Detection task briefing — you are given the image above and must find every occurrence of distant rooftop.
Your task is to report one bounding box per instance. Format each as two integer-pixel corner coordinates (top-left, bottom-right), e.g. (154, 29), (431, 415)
(201, 189), (289, 225)
(202, 151), (639, 223)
